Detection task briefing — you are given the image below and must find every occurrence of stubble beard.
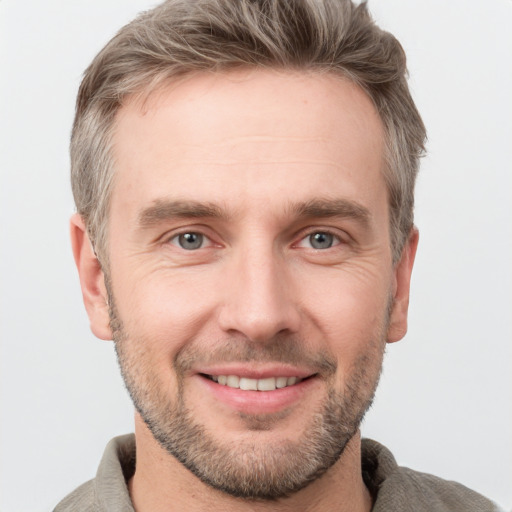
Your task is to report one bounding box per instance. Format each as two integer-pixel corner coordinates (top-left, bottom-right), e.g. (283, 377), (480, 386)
(108, 286), (388, 500)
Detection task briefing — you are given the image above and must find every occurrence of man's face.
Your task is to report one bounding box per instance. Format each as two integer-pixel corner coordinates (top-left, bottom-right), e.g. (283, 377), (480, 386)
(80, 70), (415, 499)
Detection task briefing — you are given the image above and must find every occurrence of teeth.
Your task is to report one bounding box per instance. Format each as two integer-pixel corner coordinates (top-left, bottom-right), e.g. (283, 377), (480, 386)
(257, 377), (277, 391)
(239, 377), (258, 390)
(226, 375), (239, 387)
(276, 377), (288, 389)
(210, 375), (303, 391)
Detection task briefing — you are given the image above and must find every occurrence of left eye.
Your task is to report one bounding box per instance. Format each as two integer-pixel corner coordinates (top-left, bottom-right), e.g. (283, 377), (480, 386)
(170, 232), (207, 250)
(298, 232), (339, 250)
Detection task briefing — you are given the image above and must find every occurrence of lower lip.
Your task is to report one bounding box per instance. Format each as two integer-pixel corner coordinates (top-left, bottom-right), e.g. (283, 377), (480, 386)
(196, 375), (318, 415)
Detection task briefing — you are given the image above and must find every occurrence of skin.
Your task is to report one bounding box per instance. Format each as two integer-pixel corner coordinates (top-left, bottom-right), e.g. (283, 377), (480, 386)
(71, 69), (418, 512)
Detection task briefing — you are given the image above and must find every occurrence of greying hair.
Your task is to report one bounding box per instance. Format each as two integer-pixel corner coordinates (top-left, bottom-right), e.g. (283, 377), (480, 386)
(71, 0), (426, 263)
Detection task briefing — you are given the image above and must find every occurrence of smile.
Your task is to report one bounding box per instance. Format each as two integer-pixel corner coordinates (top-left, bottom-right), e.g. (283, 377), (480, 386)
(206, 374), (304, 391)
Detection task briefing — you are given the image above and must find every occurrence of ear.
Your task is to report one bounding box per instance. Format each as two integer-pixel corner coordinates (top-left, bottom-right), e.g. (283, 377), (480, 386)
(70, 214), (112, 340)
(387, 228), (419, 343)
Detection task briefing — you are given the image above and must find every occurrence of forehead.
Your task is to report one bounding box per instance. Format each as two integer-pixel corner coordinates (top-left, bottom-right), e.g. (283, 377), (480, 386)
(110, 69), (386, 220)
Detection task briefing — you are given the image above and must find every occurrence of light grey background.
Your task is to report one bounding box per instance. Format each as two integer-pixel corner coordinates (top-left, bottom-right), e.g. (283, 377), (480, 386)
(1, 1), (511, 510)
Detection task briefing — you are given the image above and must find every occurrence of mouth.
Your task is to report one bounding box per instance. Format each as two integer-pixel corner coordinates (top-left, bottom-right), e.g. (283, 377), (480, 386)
(202, 374), (311, 391)
(196, 370), (320, 415)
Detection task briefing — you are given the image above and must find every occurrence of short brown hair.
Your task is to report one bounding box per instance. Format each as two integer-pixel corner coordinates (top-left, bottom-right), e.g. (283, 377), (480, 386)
(71, 0), (426, 263)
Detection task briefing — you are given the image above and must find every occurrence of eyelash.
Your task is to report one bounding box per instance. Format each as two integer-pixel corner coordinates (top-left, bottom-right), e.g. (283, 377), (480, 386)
(165, 228), (346, 252)
(294, 229), (344, 250)
(167, 230), (215, 250)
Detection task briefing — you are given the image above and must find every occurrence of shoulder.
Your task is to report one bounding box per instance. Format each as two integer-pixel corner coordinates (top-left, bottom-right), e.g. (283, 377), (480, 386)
(52, 434), (136, 512)
(53, 479), (96, 512)
(378, 465), (501, 511)
(362, 439), (502, 512)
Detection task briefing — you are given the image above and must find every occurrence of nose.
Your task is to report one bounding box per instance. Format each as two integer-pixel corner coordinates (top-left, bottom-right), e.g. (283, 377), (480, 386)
(217, 243), (301, 343)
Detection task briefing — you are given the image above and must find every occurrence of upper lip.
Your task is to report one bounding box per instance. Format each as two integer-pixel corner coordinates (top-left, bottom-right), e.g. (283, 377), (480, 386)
(195, 364), (317, 380)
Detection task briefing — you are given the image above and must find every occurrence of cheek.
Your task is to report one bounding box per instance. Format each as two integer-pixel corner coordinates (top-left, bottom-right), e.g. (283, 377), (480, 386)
(297, 264), (391, 363)
(301, 261), (391, 322)
(111, 264), (223, 351)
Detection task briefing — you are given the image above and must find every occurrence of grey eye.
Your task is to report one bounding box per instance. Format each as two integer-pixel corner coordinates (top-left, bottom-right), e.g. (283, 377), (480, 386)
(309, 232), (334, 249)
(177, 232), (204, 250)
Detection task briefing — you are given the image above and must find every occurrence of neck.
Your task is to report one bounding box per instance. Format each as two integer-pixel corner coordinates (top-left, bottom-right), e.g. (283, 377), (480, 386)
(128, 415), (372, 512)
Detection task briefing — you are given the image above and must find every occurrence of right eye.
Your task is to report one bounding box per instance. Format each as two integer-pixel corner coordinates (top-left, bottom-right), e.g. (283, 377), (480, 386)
(169, 232), (208, 250)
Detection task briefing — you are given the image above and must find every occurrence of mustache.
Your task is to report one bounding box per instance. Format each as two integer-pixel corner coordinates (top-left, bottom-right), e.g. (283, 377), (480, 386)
(173, 336), (337, 377)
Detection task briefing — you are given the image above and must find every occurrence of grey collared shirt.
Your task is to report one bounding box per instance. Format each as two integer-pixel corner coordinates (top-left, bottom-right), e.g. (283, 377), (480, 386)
(53, 434), (502, 511)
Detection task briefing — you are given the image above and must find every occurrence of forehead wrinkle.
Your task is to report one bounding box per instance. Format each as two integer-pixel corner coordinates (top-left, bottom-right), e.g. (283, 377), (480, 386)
(141, 159), (354, 169)
(202, 135), (329, 146)
(137, 199), (233, 228)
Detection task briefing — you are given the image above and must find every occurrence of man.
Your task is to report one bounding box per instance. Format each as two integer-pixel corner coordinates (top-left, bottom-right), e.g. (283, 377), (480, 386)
(54, 0), (500, 510)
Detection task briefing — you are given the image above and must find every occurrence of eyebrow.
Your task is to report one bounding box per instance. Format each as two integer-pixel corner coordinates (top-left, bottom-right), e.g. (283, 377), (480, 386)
(138, 199), (228, 228)
(137, 197), (371, 229)
(290, 198), (371, 226)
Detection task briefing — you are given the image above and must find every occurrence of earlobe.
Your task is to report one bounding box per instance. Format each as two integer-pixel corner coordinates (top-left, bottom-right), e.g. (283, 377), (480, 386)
(387, 228), (419, 343)
(70, 214), (113, 341)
